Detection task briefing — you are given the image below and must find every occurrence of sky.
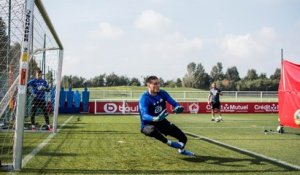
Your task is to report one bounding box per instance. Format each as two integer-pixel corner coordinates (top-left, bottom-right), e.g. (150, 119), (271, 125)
(42, 0), (300, 80)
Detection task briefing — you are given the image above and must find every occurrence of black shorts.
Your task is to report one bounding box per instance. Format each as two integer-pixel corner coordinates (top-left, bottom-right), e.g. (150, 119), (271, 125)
(141, 119), (187, 145)
(211, 102), (221, 109)
(144, 119), (180, 136)
(32, 98), (47, 108)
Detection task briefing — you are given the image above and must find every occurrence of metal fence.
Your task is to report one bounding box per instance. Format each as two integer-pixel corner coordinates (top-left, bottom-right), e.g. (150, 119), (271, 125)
(88, 90), (278, 102)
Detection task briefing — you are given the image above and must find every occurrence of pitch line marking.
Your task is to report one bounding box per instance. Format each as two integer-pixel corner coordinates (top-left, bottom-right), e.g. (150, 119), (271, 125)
(22, 115), (74, 168)
(181, 126), (269, 129)
(184, 131), (300, 170)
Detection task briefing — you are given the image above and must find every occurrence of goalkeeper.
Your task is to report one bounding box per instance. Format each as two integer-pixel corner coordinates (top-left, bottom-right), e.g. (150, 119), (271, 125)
(27, 70), (51, 131)
(139, 75), (194, 156)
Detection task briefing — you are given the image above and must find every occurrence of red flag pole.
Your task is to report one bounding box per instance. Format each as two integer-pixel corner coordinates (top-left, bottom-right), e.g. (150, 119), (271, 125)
(281, 48), (283, 63)
(281, 48), (286, 91)
(278, 48), (285, 132)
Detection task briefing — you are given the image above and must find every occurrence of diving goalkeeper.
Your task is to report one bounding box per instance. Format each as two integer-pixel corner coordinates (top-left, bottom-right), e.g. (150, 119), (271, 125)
(27, 70), (51, 131)
(139, 75), (194, 156)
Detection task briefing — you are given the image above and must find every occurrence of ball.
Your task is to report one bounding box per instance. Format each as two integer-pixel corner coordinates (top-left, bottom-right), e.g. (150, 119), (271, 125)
(294, 109), (300, 126)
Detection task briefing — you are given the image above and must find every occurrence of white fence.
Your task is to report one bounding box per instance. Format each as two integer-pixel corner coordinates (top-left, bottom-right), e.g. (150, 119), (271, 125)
(87, 90), (278, 102)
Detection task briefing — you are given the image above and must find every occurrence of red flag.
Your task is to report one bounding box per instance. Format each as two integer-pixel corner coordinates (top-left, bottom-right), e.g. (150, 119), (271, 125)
(278, 60), (300, 129)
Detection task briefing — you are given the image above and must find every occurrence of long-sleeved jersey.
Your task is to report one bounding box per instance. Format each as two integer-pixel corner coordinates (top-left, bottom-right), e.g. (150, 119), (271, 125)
(27, 78), (49, 100)
(139, 89), (179, 129)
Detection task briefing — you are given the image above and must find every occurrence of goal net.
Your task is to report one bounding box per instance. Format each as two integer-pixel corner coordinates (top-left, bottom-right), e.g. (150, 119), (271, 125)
(0, 0), (63, 170)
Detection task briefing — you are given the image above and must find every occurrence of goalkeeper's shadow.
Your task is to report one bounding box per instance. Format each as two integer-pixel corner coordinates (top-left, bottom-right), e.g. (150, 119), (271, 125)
(182, 155), (264, 167)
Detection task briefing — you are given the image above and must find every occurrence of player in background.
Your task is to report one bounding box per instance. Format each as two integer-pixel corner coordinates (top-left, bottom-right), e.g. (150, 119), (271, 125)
(139, 75), (194, 156)
(208, 82), (223, 122)
(27, 70), (51, 130)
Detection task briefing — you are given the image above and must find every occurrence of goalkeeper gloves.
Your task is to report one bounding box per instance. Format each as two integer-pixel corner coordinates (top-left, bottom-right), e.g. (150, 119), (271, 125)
(173, 106), (184, 114)
(38, 86), (50, 91)
(37, 86), (46, 91)
(31, 93), (37, 98)
(153, 109), (168, 122)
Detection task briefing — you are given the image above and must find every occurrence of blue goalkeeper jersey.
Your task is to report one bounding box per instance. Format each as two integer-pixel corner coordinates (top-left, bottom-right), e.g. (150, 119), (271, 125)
(139, 89), (179, 129)
(27, 78), (49, 100)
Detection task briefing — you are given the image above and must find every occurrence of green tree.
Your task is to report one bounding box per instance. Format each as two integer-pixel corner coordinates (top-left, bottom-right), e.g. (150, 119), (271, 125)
(193, 63), (210, 89)
(106, 73), (119, 86)
(92, 74), (105, 87)
(0, 17), (8, 74)
(129, 77), (141, 86)
(183, 62), (196, 87)
(61, 75), (73, 88)
(270, 68), (281, 80)
(244, 69), (258, 81)
(176, 78), (182, 87)
(269, 68), (281, 90)
(164, 80), (176, 88)
(105, 73), (130, 86)
(210, 62), (224, 82)
(222, 66), (240, 90)
(118, 75), (130, 86)
(258, 73), (267, 79)
(159, 77), (165, 87)
(225, 66), (240, 82)
(70, 75), (86, 88)
(142, 76), (149, 86)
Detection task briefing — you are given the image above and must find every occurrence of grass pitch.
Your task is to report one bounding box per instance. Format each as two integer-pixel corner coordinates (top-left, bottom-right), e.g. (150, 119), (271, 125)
(2, 114), (300, 174)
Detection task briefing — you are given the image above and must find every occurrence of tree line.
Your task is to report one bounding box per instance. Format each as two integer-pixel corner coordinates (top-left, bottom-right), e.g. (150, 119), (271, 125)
(182, 62), (280, 91)
(62, 62), (280, 91)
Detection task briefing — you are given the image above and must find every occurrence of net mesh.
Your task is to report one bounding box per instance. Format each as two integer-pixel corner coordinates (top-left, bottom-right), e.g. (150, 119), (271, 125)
(0, 0), (62, 168)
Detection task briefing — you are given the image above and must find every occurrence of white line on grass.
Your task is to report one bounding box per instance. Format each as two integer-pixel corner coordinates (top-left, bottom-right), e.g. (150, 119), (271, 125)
(22, 115), (74, 168)
(181, 126), (267, 129)
(184, 131), (300, 170)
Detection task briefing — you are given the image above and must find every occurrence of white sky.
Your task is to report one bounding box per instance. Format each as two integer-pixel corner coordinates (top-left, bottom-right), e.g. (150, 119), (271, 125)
(43, 0), (300, 80)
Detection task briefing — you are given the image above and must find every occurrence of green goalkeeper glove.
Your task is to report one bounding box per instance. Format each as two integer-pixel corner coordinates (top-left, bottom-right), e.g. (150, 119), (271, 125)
(173, 106), (184, 114)
(153, 109), (168, 122)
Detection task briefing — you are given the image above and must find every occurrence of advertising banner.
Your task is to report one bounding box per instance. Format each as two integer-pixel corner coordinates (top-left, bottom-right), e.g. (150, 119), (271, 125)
(90, 101), (278, 114)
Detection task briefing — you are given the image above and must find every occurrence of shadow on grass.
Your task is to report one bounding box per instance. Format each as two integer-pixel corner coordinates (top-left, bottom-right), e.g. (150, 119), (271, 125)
(61, 130), (139, 135)
(182, 155), (263, 167)
(20, 168), (295, 174)
(37, 152), (78, 157)
(59, 125), (81, 129)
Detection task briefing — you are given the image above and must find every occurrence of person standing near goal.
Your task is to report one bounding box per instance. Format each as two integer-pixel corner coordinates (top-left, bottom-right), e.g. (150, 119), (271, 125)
(139, 75), (194, 156)
(27, 70), (51, 130)
(208, 82), (223, 122)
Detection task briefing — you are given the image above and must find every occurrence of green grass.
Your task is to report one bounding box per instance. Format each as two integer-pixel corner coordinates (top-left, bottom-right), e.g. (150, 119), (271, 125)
(1, 114), (299, 174)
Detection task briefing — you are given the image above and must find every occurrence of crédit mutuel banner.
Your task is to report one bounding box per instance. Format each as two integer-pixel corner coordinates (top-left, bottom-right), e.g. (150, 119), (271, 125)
(90, 101), (278, 114)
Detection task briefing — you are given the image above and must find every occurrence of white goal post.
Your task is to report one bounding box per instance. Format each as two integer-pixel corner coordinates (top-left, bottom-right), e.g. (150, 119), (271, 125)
(0, 0), (64, 170)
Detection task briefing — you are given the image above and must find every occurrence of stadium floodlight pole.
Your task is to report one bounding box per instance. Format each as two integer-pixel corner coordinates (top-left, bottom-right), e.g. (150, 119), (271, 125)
(13, 0), (34, 170)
